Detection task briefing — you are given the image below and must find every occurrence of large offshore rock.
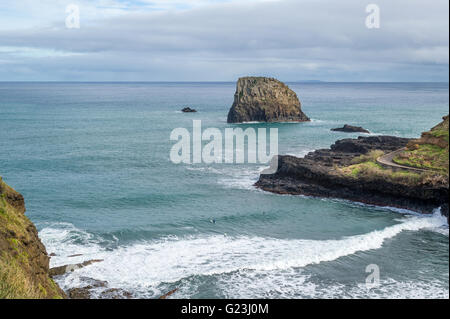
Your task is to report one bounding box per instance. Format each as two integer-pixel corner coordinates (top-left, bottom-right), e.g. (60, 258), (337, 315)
(227, 77), (310, 123)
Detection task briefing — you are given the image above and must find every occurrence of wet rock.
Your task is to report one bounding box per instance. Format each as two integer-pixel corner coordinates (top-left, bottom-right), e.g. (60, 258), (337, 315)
(441, 203), (449, 223)
(79, 276), (108, 288)
(68, 287), (92, 299)
(66, 277), (108, 299)
(159, 288), (178, 299)
(49, 259), (104, 277)
(181, 107), (197, 113)
(99, 288), (133, 299)
(331, 124), (370, 133)
(65, 277), (132, 299)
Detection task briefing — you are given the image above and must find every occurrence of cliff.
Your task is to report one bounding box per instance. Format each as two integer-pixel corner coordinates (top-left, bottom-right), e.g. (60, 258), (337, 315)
(256, 134), (449, 217)
(0, 178), (66, 299)
(394, 115), (449, 173)
(227, 77), (310, 123)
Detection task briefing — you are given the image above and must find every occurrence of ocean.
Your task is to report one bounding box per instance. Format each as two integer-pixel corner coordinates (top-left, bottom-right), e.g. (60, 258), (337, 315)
(0, 82), (448, 298)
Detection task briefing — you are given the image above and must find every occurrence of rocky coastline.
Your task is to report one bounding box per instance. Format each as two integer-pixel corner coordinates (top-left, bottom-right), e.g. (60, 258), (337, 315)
(256, 135), (449, 218)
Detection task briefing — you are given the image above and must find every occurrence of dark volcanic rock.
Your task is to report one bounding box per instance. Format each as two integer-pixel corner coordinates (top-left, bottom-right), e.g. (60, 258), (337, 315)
(181, 107), (197, 113)
(307, 136), (411, 167)
(256, 136), (449, 214)
(66, 277), (132, 299)
(441, 202), (449, 221)
(227, 77), (310, 123)
(68, 287), (92, 299)
(159, 288), (179, 299)
(331, 124), (370, 133)
(99, 288), (133, 299)
(49, 259), (104, 277)
(79, 276), (108, 288)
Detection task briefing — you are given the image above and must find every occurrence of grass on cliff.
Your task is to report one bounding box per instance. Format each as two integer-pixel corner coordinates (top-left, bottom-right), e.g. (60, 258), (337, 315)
(393, 116), (449, 174)
(394, 144), (449, 173)
(339, 150), (428, 185)
(0, 178), (64, 299)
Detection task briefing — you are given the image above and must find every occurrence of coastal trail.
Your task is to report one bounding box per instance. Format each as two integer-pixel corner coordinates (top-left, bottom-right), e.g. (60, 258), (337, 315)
(376, 148), (430, 173)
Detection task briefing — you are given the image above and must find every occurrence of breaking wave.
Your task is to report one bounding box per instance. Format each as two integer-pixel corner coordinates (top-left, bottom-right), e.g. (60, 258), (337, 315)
(39, 211), (447, 298)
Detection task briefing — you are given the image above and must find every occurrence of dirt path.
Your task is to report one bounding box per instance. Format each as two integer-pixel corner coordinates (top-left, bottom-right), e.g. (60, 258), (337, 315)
(376, 148), (430, 173)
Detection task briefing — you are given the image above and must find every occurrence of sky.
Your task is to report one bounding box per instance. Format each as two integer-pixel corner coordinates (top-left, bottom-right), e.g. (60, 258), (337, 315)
(0, 0), (448, 82)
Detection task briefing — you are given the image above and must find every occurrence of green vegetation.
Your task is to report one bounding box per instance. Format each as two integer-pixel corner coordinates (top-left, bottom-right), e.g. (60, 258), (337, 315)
(340, 150), (425, 185)
(430, 116), (450, 142)
(0, 178), (65, 299)
(393, 115), (449, 174)
(350, 150), (385, 165)
(394, 144), (449, 173)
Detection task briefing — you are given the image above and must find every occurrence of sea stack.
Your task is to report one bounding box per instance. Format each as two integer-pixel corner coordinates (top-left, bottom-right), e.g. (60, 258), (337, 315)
(227, 77), (310, 123)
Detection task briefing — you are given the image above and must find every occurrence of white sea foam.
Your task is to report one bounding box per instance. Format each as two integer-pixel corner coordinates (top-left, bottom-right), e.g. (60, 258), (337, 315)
(285, 148), (314, 158)
(212, 270), (449, 299)
(186, 164), (265, 190)
(235, 121), (261, 124)
(216, 166), (266, 190)
(40, 212), (447, 298)
(308, 118), (339, 125)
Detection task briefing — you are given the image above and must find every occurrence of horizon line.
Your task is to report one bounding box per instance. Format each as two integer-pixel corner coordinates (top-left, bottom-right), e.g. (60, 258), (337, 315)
(0, 80), (449, 84)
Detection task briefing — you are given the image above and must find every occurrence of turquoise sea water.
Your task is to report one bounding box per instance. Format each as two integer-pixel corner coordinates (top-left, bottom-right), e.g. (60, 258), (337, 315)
(0, 82), (448, 298)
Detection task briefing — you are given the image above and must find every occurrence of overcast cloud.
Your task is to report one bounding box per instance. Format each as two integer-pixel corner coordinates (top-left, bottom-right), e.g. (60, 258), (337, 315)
(0, 0), (448, 81)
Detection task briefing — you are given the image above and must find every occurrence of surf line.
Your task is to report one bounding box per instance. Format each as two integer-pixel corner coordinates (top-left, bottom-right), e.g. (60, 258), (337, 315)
(181, 303), (215, 317)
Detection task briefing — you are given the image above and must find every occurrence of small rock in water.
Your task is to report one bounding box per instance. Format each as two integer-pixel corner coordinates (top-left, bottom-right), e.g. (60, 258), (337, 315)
(49, 259), (104, 277)
(181, 107), (197, 113)
(79, 276), (108, 288)
(68, 287), (92, 299)
(159, 288), (178, 299)
(66, 277), (131, 299)
(99, 288), (133, 299)
(331, 124), (370, 133)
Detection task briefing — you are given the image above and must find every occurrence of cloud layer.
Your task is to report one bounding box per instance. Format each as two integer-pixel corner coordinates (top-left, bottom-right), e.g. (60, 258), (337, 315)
(0, 0), (448, 81)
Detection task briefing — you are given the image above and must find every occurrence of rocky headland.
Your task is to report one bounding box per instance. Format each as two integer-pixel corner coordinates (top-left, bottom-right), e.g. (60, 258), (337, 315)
(256, 117), (449, 218)
(0, 178), (66, 299)
(227, 77), (310, 123)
